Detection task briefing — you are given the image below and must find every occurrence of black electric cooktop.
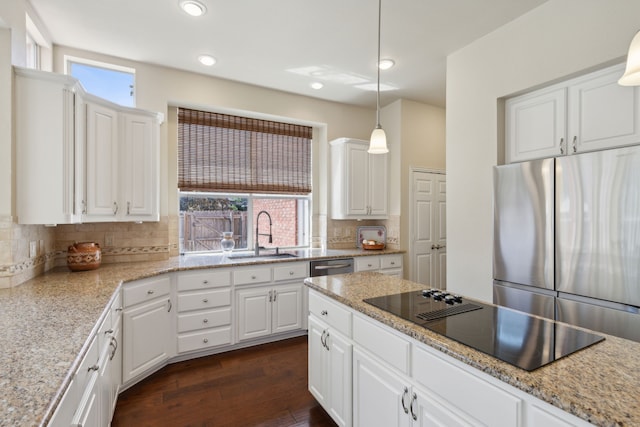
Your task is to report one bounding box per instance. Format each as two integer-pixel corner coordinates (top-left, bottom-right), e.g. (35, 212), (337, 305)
(363, 290), (604, 371)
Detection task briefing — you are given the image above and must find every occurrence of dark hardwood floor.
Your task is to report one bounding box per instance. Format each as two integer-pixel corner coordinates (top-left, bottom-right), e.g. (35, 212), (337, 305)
(111, 336), (337, 427)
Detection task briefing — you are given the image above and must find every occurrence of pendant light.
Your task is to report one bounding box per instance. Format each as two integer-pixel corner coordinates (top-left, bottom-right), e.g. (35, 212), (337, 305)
(620, 30), (640, 86)
(368, 0), (389, 154)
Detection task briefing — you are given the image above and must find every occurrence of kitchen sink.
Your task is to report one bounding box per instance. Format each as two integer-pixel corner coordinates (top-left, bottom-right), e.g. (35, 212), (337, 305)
(227, 252), (298, 260)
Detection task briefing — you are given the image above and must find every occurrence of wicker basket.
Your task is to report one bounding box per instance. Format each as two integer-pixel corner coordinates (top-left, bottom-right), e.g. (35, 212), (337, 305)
(362, 242), (385, 250)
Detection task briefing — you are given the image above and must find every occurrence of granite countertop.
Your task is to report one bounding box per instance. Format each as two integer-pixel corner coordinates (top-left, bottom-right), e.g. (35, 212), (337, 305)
(0, 248), (402, 427)
(304, 273), (640, 427)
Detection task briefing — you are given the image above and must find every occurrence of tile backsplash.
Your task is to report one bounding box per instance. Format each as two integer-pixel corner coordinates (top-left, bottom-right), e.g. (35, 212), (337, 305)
(0, 216), (173, 288)
(1, 213), (398, 288)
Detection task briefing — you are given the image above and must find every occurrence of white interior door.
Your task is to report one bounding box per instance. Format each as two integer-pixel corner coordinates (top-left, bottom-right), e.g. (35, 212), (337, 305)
(410, 170), (446, 289)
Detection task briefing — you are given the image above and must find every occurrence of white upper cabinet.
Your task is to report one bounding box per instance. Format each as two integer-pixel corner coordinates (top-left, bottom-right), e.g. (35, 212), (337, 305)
(14, 67), (162, 224)
(506, 63), (640, 163)
(14, 67), (84, 225)
(84, 105), (160, 222)
(85, 101), (119, 220)
(330, 138), (389, 220)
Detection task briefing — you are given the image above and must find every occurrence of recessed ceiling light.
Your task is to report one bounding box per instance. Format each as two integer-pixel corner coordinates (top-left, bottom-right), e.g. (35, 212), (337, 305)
(180, 1), (206, 17)
(310, 82), (324, 90)
(198, 55), (216, 66)
(378, 59), (395, 70)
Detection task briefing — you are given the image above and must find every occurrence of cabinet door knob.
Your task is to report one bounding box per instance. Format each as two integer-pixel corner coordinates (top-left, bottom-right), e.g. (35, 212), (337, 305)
(147, 290), (154, 295)
(203, 318), (209, 323)
(321, 310), (328, 316)
(203, 338), (209, 344)
(289, 271), (294, 275)
(203, 298), (209, 303)
(251, 275), (257, 280)
(203, 280), (209, 285)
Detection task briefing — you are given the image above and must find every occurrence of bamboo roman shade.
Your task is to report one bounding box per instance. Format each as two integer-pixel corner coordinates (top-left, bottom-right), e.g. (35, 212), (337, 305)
(178, 108), (312, 194)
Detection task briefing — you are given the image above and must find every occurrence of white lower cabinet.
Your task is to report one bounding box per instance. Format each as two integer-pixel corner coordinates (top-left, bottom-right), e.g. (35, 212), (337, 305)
(49, 292), (122, 427)
(353, 347), (409, 427)
(176, 269), (233, 354)
(308, 289), (593, 427)
(308, 316), (352, 427)
(122, 276), (174, 384)
(355, 254), (403, 277)
(236, 283), (303, 342)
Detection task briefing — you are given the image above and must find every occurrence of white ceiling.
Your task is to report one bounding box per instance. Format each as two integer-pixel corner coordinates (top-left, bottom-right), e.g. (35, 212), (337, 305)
(28, 0), (548, 108)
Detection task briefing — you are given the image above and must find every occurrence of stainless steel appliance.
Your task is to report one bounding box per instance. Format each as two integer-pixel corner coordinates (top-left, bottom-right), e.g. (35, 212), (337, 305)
(364, 289), (603, 371)
(310, 258), (354, 277)
(493, 145), (640, 342)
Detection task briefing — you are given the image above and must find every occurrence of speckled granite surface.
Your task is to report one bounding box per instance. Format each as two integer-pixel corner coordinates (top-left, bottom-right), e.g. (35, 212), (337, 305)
(304, 273), (640, 427)
(0, 249), (401, 427)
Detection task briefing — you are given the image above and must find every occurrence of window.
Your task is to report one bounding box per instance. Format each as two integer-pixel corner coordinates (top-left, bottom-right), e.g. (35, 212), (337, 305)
(25, 12), (46, 70)
(178, 108), (312, 254)
(65, 56), (135, 107)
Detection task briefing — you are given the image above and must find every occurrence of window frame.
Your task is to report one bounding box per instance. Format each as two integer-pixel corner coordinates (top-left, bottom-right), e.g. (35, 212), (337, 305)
(63, 55), (137, 107)
(178, 190), (311, 255)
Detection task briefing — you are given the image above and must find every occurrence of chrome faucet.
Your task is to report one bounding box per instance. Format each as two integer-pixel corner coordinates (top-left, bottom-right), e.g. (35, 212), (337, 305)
(255, 210), (273, 256)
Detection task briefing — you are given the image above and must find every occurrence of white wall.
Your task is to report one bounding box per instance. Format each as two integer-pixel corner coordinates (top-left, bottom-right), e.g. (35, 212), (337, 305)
(446, 0), (640, 301)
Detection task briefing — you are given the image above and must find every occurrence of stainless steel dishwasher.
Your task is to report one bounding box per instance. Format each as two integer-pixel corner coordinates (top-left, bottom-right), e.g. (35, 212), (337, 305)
(309, 258), (354, 276)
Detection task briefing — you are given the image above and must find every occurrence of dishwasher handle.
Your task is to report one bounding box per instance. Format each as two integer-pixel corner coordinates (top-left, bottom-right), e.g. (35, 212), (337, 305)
(313, 264), (352, 271)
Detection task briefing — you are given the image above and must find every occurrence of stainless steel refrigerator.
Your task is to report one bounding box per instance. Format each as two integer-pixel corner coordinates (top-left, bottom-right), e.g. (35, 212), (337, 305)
(493, 146), (640, 343)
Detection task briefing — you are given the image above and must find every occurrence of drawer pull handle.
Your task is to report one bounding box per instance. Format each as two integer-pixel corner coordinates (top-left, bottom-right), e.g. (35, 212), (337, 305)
(104, 329), (113, 335)
(109, 336), (118, 361)
(203, 338), (209, 343)
(115, 307), (123, 312)
(251, 275), (257, 280)
(147, 290), (154, 295)
(203, 299), (209, 303)
(321, 310), (328, 316)
(203, 318), (209, 323)
(88, 364), (99, 372)
(289, 271), (294, 275)
(390, 262), (395, 265)
(203, 280), (209, 285)
(367, 264), (373, 267)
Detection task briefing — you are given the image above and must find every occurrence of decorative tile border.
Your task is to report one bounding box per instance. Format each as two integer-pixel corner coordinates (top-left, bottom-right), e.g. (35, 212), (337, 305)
(0, 246), (170, 279)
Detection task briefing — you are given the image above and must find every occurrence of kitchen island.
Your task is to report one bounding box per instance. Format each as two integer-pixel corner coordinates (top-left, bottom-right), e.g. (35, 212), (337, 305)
(0, 248), (401, 426)
(304, 273), (640, 427)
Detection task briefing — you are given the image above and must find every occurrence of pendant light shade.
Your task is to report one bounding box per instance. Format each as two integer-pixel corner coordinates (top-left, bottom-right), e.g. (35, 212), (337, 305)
(368, 0), (389, 154)
(369, 125), (388, 153)
(619, 31), (640, 86)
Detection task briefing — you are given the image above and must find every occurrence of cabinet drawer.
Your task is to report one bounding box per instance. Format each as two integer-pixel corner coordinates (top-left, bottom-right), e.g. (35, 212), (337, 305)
(353, 314), (410, 374)
(177, 269), (231, 292)
(97, 309), (113, 354)
(273, 262), (309, 282)
(412, 344), (522, 427)
(233, 267), (272, 285)
(76, 335), (99, 392)
(123, 276), (171, 307)
(177, 327), (232, 353)
(355, 256), (379, 272)
(178, 307), (231, 333)
(178, 288), (231, 312)
(309, 290), (351, 337)
(380, 254), (402, 270)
